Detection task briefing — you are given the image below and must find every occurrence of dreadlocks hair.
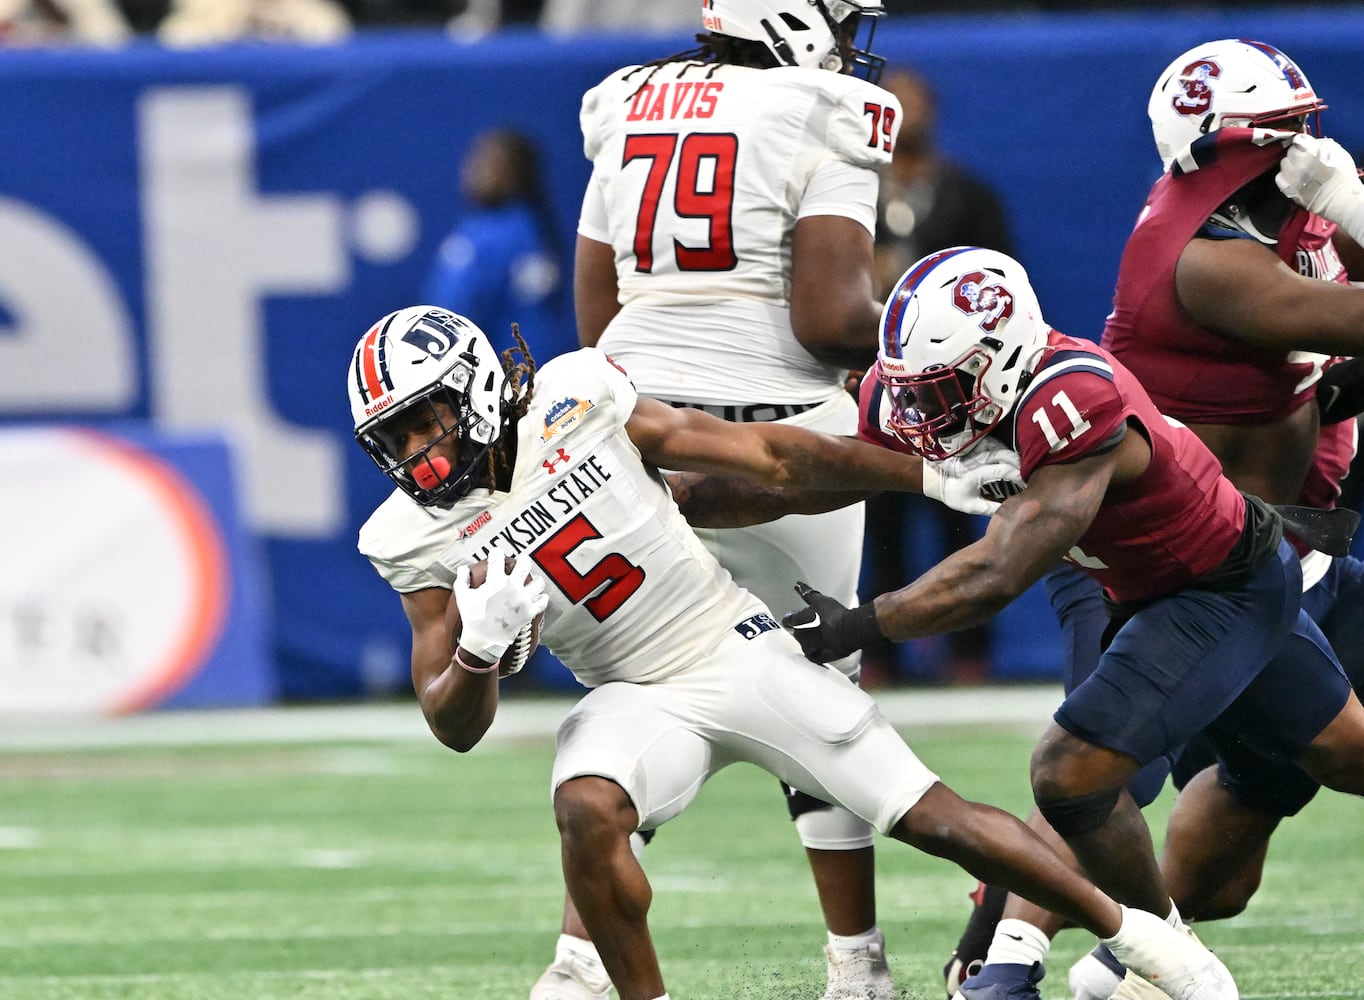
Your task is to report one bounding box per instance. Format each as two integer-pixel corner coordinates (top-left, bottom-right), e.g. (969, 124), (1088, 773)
(484, 323), (538, 489)
(625, 32), (780, 95)
(501, 323), (538, 416)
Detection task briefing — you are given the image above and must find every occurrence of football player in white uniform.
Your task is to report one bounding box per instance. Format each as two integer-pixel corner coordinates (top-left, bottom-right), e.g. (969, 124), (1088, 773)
(349, 305), (1239, 1000)
(573, 1), (900, 995)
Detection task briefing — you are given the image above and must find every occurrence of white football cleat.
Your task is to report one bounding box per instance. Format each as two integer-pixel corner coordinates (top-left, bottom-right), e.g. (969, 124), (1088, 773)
(529, 941), (613, 1000)
(1104, 907), (1236, 1000)
(822, 929), (896, 1000)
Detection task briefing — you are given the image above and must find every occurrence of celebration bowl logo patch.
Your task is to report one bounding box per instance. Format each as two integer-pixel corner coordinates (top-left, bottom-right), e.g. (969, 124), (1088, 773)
(541, 397), (594, 441)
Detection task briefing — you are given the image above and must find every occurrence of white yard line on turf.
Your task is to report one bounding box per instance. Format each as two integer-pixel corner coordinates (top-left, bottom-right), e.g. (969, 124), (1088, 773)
(0, 684), (1062, 752)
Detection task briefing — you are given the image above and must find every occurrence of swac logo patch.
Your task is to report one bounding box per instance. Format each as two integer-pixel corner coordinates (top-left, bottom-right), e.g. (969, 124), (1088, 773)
(1173, 58), (1220, 117)
(951, 271), (1014, 332)
(460, 510), (492, 539)
(541, 397), (594, 441)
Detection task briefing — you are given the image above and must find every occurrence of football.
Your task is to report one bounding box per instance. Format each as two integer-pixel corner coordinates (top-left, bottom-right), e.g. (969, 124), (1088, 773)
(445, 556), (544, 678)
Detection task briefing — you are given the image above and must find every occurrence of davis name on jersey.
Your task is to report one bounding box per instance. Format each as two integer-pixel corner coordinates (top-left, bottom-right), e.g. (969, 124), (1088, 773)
(359, 349), (769, 688)
(579, 62), (897, 300)
(579, 62), (900, 403)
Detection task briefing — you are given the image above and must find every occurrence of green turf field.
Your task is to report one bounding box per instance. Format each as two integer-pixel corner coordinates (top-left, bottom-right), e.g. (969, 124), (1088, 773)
(1, 703), (1360, 999)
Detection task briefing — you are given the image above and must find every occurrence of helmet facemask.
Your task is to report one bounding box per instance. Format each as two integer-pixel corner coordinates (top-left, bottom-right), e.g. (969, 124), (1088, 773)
(357, 380), (505, 508)
(349, 306), (513, 508)
(876, 247), (1048, 460)
(883, 351), (1004, 461)
(824, 1), (885, 82)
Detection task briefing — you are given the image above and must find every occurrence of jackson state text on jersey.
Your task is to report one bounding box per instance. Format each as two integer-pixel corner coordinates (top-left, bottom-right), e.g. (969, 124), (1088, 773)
(361, 349), (766, 688)
(1012, 334), (1246, 603)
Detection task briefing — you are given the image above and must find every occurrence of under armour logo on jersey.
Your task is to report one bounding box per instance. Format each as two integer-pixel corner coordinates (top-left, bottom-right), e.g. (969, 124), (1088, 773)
(543, 448), (571, 474)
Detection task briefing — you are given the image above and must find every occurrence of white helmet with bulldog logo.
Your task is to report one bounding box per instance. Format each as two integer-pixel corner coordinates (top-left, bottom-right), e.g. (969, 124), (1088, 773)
(1149, 38), (1326, 169)
(876, 247), (1049, 460)
(348, 305), (514, 506)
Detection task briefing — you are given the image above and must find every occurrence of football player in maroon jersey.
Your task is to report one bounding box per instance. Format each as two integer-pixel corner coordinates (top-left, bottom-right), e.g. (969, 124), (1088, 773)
(781, 245), (1364, 1000)
(940, 40), (1364, 1000)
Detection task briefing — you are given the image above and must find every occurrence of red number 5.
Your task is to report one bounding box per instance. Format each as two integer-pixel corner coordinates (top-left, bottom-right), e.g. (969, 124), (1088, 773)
(533, 513), (646, 621)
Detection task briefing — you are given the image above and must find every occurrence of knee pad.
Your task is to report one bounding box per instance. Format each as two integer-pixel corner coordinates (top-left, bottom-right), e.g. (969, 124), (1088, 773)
(629, 829), (655, 859)
(783, 781), (831, 822)
(1036, 787), (1121, 837)
(794, 803), (875, 850)
(781, 781), (874, 848)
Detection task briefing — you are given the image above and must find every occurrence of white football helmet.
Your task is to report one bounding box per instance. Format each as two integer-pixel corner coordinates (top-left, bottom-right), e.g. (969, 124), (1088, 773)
(349, 305), (515, 507)
(701, 0), (886, 82)
(1149, 38), (1327, 169)
(876, 247), (1049, 460)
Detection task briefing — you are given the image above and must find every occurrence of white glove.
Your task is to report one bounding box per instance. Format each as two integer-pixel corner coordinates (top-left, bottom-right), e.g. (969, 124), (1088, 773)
(454, 556), (549, 663)
(921, 439), (1025, 516)
(1275, 134), (1364, 245)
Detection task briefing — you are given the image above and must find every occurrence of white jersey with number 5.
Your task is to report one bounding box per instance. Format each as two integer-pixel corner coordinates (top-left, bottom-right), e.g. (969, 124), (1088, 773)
(357, 348), (769, 688)
(579, 62), (900, 404)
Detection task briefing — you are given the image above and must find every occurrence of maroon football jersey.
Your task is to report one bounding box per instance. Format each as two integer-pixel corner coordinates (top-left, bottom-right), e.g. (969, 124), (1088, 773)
(1012, 332), (1246, 602)
(1102, 129), (1348, 426)
(857, 340), (1247, 603)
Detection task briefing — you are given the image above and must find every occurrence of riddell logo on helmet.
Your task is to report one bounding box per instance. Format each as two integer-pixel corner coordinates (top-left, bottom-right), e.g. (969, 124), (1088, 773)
(364, 395), (395, 418)
(1173, 59), (1220, 117)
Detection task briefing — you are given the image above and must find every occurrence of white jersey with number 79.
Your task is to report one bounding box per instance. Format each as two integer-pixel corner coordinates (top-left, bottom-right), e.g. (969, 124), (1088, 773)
(579, 61), (900, 404)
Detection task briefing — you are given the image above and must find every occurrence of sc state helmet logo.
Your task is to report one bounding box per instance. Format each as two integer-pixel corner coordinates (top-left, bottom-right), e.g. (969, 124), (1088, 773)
(951, 271), (1014, 332)
(1172, 58), (1220, 117)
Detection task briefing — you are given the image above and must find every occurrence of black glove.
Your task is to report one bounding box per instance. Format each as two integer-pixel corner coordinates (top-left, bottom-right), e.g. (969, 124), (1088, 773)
(781, 581), (882, 664)
(1317, 357), (1364, 425)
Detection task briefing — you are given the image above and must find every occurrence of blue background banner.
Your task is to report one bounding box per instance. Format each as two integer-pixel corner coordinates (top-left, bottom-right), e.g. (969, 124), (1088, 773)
(4, 8), (1360, 700)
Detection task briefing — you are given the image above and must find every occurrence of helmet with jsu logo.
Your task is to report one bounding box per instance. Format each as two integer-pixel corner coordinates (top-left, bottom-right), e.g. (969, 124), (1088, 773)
(348, 306), (515, 506)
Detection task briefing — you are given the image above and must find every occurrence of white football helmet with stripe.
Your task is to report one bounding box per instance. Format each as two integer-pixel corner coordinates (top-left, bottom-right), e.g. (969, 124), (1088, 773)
(876, 247), (1049, 460)
(349, 306), (513, 507)
(1149, 38), (1327, 169)
(701, 0), (886, 81)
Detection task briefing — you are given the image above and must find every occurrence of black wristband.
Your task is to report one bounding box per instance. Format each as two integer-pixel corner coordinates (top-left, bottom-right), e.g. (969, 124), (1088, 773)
(836, 601), (883, 653)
